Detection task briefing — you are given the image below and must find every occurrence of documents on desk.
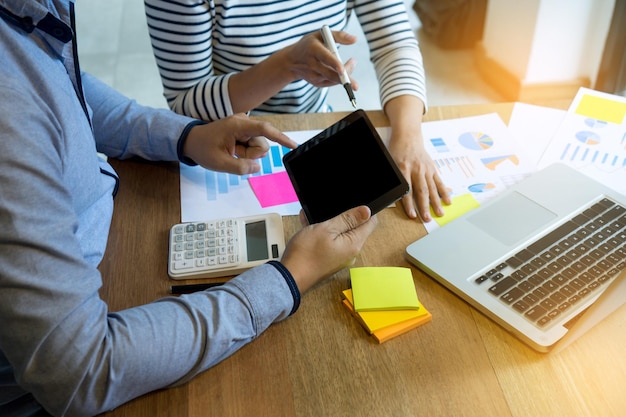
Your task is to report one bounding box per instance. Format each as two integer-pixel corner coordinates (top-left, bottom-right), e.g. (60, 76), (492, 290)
(404, 88), (626, 352)
(535, 87), (626, 196)
(178, 112), (526, 225)
(419, 87), (626, 232)
(177, 88), (625, 231)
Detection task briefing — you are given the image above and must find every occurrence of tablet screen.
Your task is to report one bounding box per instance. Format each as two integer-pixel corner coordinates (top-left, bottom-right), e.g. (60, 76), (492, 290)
(283, 110), (408, 223)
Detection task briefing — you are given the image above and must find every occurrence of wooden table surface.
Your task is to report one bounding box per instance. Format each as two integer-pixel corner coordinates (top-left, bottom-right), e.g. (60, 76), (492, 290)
(99, 103), (626, 417)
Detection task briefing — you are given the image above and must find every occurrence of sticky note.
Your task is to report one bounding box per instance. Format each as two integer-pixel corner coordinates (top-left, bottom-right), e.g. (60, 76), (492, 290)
(342, 289), (426, 333)
(368, 309), (431, 343)
(350, 267), (419, 312)
(575, 94), (626, 124)
(431, 193), (480, 227)
(248, 171), (298, 207)
(342, 289), (432, 343)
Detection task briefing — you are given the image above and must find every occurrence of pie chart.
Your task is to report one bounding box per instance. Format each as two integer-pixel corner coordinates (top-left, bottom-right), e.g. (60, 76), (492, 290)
(468, 183), (496, 193)
(584, 118), (607, 128)
(458, 131), (494, 150)
(575, 131), (601, 145)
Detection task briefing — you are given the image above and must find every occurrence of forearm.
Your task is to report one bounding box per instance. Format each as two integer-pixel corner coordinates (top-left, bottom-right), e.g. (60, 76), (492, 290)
(228, 48), (297, 113)
(4, 264), (294, 416)
(82, 73), (196, 161)
(384, 95), (425, 145)
(356, 0), (427, 110)
(144, 0), (232, 120)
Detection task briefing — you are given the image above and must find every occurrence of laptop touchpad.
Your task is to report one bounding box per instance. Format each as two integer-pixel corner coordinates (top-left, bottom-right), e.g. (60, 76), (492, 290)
(467, 191), (557, 246)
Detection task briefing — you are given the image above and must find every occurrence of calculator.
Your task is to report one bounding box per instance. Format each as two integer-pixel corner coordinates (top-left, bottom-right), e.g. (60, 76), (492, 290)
(168, 213), (286, 280)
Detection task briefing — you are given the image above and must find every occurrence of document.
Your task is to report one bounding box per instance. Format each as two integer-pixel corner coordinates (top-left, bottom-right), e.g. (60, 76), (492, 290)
(179, 129), (319, 222)
(179, 126), (394, 222)
(178, 89), (625, 226)
(419, 113), (534, 232)
(536, 87), (626, 195)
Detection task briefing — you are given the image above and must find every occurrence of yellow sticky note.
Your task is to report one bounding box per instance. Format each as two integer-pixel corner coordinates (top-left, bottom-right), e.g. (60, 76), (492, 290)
(350, 267), (419, 312)
(575, 94), (626, 124)
(431, 193), (480, 227)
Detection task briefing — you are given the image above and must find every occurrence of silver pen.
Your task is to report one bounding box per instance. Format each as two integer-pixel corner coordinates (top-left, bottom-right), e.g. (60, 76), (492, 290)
(320, 25), (357, 108)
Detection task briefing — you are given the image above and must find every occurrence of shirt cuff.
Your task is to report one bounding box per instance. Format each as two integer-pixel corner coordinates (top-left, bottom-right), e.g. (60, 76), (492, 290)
(267, 260), (301, 316)
(177, 120), (208, 166)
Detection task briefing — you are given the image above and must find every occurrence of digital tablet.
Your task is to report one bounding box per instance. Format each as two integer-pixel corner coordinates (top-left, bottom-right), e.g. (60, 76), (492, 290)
(282, 109), (409, 224)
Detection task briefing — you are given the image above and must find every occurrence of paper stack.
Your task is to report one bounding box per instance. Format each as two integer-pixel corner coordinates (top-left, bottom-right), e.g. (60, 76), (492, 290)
(342, 267), (431, 343)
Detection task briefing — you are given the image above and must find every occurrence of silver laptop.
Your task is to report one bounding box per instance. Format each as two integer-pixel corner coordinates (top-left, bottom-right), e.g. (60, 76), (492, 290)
(406, 163), (626, 352)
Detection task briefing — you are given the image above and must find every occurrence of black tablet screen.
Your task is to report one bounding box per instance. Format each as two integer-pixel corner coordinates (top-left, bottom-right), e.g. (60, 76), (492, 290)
(284, 111), (407, 223)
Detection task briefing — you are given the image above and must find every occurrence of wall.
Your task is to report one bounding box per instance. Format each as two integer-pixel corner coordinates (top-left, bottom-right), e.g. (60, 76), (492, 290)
(476, 0), (615, 102)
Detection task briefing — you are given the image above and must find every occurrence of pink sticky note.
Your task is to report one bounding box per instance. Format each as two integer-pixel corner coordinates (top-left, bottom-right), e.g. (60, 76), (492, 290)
(248, 171), (299, 207)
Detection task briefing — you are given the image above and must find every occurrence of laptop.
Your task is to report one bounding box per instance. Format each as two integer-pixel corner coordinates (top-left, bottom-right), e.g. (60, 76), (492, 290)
(406, 163), (626, 352)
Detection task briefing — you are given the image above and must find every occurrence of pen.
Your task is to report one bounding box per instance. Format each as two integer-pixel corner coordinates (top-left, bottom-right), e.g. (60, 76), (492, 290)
(320, 25), (357, 108)
(169, 282), (225, 294)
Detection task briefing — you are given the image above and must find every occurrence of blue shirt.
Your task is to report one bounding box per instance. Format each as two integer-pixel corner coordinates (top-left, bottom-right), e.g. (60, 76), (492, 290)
(0, 1), (298, 416)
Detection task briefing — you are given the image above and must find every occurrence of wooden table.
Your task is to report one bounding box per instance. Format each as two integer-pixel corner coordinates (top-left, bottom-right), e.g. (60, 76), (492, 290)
(99, 103), (626, 417)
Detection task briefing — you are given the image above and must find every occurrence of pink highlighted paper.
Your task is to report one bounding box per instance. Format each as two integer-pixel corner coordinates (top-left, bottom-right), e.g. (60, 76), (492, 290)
(248, 171), (299, 208)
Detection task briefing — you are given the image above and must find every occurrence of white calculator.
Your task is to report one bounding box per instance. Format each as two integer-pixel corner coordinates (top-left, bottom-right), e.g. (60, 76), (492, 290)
(168, 213), (286, 280)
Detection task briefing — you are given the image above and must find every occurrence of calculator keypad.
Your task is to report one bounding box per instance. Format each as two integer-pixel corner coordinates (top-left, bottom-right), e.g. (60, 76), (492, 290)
(170, 220), (241, 273)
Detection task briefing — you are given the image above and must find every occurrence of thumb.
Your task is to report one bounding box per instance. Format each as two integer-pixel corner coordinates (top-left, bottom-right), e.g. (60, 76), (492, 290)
(333, 205), (374, 237)
(334, 30), (357, 46)
(216, 156), (261, 176)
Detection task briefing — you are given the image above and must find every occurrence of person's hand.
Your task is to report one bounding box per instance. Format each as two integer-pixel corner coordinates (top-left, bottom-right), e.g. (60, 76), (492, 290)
(388, 129), (450, 222)
(384, 96), (451, 222)
(278, 29), (359, 90)
(280, 206), (378, 293)
(183, 114), (297, 175)
(227, 29), (358, 114)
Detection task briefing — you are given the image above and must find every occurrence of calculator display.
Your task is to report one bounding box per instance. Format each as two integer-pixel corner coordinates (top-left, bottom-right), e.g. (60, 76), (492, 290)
(245, 220), (269, 261)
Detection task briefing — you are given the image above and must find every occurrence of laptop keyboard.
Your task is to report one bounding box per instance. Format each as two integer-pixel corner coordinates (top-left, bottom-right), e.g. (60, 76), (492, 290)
(475, 198), (626, 328)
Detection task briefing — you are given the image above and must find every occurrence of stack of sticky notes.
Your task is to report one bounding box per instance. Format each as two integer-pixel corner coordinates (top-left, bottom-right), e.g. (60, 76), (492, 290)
(342, 266), (431, 343)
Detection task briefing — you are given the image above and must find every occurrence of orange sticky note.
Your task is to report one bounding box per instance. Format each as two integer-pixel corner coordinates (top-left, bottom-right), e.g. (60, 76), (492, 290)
(342, 289), (432, 343)
(342, 289), (427, 333)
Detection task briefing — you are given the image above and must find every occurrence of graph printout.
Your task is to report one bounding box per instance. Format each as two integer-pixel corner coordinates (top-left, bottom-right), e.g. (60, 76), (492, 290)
(419, 113), (534, 232)
(422, 113), (532, 203)
(537, 87), (626, 195)
(180, 129), (320, 222)
(179, 113), (533, 227)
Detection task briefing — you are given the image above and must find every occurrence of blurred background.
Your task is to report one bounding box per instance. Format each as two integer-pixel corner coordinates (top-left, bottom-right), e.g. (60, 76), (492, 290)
(74, 0), (624, 112)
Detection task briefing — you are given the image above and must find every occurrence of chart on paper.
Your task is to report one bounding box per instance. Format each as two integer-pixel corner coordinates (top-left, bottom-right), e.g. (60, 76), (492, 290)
(200, 144), (292, 201)
(422, 113), (532, 206)
(179, 130), (319, 222)
(179, 114), (534, 227)
(417, 113), (534, 233)
(537, 87), (626, 195)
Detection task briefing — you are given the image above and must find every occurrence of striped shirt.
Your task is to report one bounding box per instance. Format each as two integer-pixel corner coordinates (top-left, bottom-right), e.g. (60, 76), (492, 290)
(144, 0), (427, 121)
